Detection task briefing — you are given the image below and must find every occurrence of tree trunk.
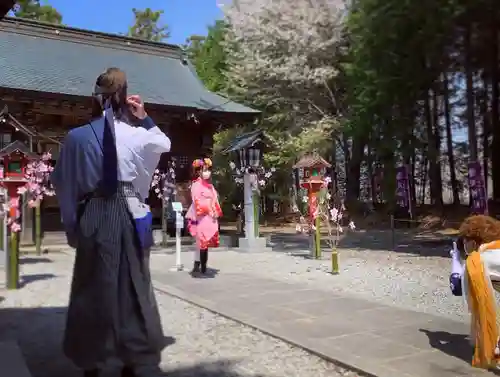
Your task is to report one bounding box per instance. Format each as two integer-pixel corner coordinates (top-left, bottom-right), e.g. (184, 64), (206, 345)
(366, 142), (376, 203)
(432, 89), (443, 206)
(424, 89), (443, 206)
(481, 72), (491, 196)
(490, 23), (500, 202)
(381, 139), (396, 207)
(345, 134), (366, 206)
(465, 22), (478, 161)
(443, 73), (460, 205)
(421, 156), (428, 205)
(410, 146), (417, 209)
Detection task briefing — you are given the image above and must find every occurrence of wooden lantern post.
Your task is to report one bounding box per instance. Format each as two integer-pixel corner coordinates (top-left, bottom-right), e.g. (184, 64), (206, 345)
(0, 142), (39, 289)
(293, 155), (331, 260)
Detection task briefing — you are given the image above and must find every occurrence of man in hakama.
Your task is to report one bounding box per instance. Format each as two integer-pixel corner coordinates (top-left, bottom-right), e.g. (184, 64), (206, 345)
(51, 68), (171, 377)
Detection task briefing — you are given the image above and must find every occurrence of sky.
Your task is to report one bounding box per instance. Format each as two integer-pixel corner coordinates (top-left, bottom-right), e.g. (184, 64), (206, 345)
(45, 0), (223, 45)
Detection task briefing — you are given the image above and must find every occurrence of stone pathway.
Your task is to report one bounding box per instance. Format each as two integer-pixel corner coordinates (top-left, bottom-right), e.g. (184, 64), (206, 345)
(151, 267), (493, 377)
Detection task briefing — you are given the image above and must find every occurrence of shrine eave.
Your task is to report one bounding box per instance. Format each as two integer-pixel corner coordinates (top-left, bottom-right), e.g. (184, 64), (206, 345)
(0, 140), (38, 159)
(0, 17), (260, 116)
(293, 155), (331, 169)
(222, 129), (265, 153)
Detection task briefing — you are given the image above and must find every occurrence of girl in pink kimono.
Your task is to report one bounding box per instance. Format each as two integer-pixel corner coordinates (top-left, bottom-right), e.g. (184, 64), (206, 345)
(186, 158), (222, 275)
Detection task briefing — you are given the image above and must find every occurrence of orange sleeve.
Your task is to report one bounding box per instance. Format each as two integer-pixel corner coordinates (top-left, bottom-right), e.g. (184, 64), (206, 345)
(194, 198), (210, 216)
(214, 201), (223, 218)
(191, 184), (210, 216)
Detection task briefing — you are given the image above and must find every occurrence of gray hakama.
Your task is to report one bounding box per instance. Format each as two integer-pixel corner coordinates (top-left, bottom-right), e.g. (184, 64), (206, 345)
(51, 113), (166, 370)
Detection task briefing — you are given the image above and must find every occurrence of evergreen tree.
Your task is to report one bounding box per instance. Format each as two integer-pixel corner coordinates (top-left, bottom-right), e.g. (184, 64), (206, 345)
(13, 0), (62, 24)
(127, 7), (169, 42)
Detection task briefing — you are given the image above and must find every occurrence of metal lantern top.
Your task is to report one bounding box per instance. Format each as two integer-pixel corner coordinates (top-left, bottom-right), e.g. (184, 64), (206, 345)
(293, 154), (331, 190)
(223, 129), (266, 169)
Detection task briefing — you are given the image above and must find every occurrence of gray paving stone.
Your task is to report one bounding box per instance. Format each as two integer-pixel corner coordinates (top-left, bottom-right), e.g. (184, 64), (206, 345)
(152, 266), (493, 377)
(344, 306), (437, 330)
(263, 316), (364, 339)
(0, 341), (32, 377)
(318, 333), (423, 362)
(384, 349), (490, 377)
(224, 289), (336, 306)
(153, 271), (192, 287)
(233, 302), (309, 322)
(235, 281), (299, 293)
(279, 295), (378, 316)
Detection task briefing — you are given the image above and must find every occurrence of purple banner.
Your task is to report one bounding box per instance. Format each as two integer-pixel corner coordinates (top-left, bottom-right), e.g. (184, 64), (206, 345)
(468, 161), (488, 214)
(372, 167), (383, 203)
(396, 165), (410, 209)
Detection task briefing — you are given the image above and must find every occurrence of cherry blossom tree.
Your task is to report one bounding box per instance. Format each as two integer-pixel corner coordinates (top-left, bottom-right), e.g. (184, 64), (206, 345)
(10, 152), (54, 234)
(294, 176), (355, 273)
(0, 152), (55, 255)
(150, 160), (176, 245)
(21, 152), (55, 206)
(220, 0), (346, 159)
(150, 160), (176, 202)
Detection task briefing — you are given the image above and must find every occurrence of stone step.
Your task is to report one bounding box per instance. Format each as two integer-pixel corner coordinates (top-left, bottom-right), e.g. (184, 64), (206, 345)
(0, 341), (31, 377)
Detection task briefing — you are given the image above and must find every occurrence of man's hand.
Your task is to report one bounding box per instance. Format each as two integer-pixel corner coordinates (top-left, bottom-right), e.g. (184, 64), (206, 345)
(127, 95), (147, 120)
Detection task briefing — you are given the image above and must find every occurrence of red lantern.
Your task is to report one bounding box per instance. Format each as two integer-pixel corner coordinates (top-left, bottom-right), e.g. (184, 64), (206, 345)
(293, 155), (331, 221)
(0, 141), (39, 203)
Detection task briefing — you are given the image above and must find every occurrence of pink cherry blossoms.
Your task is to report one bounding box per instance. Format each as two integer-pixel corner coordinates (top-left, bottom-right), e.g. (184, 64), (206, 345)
(150, 160), (176, 201)
(228, 161), (275, 191)
(6, 152), (55, 232)
(294, 176), (355, 246)
(19, 152), (55, 206)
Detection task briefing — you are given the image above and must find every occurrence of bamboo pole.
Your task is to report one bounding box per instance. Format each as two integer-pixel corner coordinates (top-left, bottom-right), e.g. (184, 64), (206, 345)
(314, 216), (321, 259)
(331, 227), (339, 274)
(7, 231), (19, 290)
(35, 205), (41, 255)
(253, 192), (259, 237)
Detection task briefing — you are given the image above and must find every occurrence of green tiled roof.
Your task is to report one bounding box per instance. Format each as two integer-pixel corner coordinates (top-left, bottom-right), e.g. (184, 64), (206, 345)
(0, 17), (259, 114)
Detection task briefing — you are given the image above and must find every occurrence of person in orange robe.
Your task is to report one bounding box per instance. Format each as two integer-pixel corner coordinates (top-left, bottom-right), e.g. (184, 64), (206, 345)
(185, 158), (222, 275)
(450, 215), (500, 370)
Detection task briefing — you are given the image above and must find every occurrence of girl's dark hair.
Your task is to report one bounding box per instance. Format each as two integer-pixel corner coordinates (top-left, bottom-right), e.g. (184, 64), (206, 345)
(91, 67), (130, 120)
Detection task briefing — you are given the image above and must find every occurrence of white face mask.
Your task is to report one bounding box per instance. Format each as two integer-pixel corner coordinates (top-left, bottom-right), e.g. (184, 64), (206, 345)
(201, 170), (211, 180)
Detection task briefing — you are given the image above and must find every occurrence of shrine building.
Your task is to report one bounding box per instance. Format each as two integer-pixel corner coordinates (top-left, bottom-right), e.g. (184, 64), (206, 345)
(0, 16), (258, 230)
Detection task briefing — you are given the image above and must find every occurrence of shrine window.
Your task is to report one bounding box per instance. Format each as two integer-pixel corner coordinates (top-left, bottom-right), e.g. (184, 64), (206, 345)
(170, 155), (190, 182)
(8, 161), (22, 174)
(0, 133), (11, 149)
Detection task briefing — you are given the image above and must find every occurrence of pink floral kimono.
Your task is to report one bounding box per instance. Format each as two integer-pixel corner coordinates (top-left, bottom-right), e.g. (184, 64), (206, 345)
(186, 177), (222, 249)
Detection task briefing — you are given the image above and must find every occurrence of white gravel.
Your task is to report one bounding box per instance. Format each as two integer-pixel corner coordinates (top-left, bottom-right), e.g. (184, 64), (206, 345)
(0, 253), (356, 377)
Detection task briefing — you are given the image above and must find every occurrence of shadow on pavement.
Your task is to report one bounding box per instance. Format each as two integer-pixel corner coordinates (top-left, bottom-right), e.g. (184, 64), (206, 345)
(20, 257), (53, 265)
(192, 268), (220, 279)
(269, 230), (453, 257)
(419, 329), (472, 363)
(421, 328), (500, 376)
(337, 229), (453, 257)
(145, 360), (266, 377)
(20, 273), (57, 288)
(0, 306), (180, 377)
(0, 303), (273, 377)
